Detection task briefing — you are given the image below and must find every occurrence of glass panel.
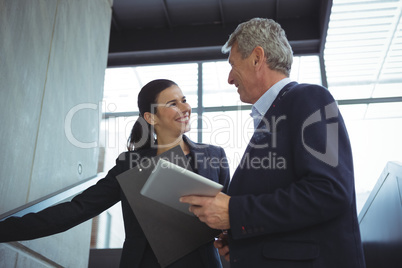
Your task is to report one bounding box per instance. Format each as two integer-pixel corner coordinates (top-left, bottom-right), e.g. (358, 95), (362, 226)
(103, 68), (141, 113)
(201, 110), (254, 176)
(202, 56), (322, 107)
(135, 63), (199, 108)
(325, 0), (402, 94)
(329, 84), (374, 100)
(290, 56), (322, 85)
(371, 83), (402, 98)
(103, 63), (198, 113)
(186, 113), (199, 142)
(365, 102), (402, 119)
(339, 104), (368, 121)
(202, 61), (240, 107)
(99, 116), (138, 173)
(90, 203), (124, 249)
(345, 117), (402, 212)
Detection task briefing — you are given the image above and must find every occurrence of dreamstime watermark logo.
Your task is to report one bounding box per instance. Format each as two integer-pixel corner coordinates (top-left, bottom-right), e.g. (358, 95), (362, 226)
(301, 102), (339, 167)
(63, 101), (269, 150)
(63, 101), (340, 169)
(64, 102), (101, 149)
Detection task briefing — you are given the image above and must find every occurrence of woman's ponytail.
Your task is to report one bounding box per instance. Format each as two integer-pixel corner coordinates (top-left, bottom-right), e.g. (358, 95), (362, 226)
(127, 116), (154, 151)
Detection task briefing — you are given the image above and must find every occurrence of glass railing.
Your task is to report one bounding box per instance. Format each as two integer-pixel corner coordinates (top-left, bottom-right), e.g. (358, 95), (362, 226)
(0, 173), (106, 221)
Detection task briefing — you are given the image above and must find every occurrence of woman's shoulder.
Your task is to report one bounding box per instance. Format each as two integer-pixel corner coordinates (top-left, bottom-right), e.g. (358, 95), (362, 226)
(115, 149), (156, 170)
(185, 136), (225, 156)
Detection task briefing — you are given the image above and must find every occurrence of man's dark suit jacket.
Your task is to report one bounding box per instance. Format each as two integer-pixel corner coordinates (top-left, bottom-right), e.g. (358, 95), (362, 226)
(0, 136), (230, 268)
(227, 82), (366, 267)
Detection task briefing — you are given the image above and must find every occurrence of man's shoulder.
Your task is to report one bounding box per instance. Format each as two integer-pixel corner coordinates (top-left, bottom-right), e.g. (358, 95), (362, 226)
(287, 82), (330, 95)
(282, 82), (335, 108)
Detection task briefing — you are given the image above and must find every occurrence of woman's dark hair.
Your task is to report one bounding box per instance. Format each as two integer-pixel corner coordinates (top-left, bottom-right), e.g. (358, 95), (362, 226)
(127, 79), (178, 151)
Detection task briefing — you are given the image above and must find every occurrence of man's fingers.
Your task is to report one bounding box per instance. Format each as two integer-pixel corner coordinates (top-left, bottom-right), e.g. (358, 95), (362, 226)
(214, 239), (222, 248)
(219, 245), (229, 256)
(214, 239), (229, 254)
(179, 195), (203, 206)
(217, 244), (230, 261)
(215, 232), (230, 260)
(181, 194), (231, 229)
(224, 253), (230, 262)
(188, 204), (201, 216)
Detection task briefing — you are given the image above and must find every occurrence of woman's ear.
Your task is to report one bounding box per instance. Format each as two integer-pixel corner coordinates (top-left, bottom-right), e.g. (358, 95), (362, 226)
(143, 112), (156, 126)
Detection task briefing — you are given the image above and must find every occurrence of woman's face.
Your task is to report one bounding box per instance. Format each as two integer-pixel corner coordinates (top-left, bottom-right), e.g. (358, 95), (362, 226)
(152, 85), (191, 137)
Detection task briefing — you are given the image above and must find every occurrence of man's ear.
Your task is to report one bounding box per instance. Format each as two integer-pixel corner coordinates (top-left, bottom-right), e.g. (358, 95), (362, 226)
(252, 46), (265, 67)
(143, 112), (156, 126)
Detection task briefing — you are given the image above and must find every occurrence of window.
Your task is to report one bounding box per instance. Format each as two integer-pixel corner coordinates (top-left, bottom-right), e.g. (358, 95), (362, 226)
(93, 0), (402, 247)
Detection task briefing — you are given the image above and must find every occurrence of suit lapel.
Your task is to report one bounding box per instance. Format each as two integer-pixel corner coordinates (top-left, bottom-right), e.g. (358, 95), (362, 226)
(255, 81), (296, 130)
(184, 135), (211, 178)
(244, 82), (297, 154)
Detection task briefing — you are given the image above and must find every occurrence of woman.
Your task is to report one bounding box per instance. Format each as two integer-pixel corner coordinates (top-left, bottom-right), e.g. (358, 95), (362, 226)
(0, 79), (230, 267)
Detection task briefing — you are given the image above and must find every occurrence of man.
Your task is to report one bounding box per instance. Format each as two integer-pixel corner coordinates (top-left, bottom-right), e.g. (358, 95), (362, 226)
(180, 18), (366, 267)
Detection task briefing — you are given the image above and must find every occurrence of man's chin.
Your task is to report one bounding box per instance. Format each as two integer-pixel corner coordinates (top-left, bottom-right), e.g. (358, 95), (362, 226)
(239, 95), (252, 104)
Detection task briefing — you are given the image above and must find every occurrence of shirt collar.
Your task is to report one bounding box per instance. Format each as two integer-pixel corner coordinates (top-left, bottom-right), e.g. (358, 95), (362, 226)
(250, 78), (292, 129)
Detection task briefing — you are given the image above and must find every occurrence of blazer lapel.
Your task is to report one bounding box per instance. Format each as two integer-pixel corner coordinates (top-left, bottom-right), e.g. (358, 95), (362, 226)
(241, 82), (297, 157)
(184, 135), (211, 178)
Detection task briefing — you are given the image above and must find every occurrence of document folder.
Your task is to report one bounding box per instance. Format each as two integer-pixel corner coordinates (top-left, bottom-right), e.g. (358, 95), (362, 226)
(116, 146), (220, 267)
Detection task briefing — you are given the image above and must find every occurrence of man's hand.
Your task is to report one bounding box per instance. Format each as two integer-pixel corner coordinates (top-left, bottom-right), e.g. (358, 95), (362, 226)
(214, 231), (230, 262)
(179, 192), (231, 230)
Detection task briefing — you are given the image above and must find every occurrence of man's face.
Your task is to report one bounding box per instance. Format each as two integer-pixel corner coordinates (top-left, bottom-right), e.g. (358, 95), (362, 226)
(227, 44), (259, 104)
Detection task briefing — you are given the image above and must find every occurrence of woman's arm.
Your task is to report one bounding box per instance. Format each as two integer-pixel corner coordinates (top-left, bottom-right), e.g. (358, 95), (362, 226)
(0, 163), (124, 242)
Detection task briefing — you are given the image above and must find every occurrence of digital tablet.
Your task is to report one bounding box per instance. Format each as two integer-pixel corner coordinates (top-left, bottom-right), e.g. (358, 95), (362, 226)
(140, 158), (223, 216)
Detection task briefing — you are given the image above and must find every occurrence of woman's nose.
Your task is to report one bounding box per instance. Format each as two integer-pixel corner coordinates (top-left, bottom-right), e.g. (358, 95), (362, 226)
(178, 102), (191, 114)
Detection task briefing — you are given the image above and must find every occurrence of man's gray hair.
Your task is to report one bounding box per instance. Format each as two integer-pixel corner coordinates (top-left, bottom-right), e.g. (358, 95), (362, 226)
(222, 18), (293, 77)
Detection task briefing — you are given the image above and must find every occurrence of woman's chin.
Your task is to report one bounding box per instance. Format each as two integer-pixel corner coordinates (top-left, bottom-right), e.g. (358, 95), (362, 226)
(180, 125), (191, 134)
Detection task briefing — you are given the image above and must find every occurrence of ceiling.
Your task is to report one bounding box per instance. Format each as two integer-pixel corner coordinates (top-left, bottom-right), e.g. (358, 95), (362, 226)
(107, 0), (332, 66)
(324, 0), (402, 101)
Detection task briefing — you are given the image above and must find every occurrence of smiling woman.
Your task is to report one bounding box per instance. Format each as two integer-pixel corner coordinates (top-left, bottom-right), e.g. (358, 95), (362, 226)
(0, 78), (230, 268)
(147, 85), (192, 152)
(126, 80), (194, 156)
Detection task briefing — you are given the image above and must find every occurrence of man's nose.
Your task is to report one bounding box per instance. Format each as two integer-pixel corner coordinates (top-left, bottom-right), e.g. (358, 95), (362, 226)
(228, 70), (234, 85)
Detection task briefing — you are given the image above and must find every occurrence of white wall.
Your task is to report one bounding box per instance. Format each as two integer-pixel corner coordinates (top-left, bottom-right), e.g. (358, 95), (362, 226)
(0, 0), (112, 266)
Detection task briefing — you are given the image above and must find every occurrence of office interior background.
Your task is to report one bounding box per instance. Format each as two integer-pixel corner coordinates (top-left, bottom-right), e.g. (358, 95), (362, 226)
(96, 0), (402, 249)
(0, 0), (401, 267)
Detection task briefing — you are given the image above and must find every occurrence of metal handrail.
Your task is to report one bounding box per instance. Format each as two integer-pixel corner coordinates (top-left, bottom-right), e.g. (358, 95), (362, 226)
(0, 172), (106, 221)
